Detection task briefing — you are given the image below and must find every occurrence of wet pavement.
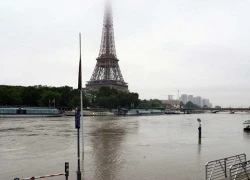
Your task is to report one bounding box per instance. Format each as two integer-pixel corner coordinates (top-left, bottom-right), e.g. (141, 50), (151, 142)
(1, 113), (250, 180)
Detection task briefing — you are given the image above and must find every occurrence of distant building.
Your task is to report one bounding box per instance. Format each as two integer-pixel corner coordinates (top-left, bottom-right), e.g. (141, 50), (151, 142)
(201, 99), (205, 107)
(161, 100), (180, 108)
(194, 96), (201, 107)
(204, 99), (210, 107)
(188, 95), (194, 103)
(168, 95), (174, 100)
(201, 99), (211, 108)
(178, 93), (212, 108)
(180, 94), (188, 104)
(215, 106), (221, 109)
(202, 99), (210, 107)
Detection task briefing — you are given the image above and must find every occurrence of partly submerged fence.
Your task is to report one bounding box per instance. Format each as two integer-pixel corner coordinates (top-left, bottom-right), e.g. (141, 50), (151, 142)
(230, 160), (250, 180)
(14, 162), (69, 180)
(206, 154), (246, 180)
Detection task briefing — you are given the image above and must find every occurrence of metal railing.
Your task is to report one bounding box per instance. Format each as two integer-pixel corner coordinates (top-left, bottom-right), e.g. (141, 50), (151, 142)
(206, 154), (246, 180)
(230, 160), (250, 180)
(14, 162), (69, 180)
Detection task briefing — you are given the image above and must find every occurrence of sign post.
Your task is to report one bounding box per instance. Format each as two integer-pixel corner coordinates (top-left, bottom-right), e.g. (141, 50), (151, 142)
(75, 108), (81, 180)
(197, 118), (202, 141)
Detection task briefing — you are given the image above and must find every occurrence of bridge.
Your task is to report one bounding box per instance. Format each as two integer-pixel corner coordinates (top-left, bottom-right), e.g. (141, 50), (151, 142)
(175, 108), (250, 114)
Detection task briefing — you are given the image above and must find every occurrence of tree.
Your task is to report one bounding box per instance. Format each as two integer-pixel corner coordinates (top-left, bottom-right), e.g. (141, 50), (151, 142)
(38, 90), (62, 107)
(180, 101), (185, 108)
(0, 86), (22, 106)
(184, 101), (200, 109)
(138, 99), (163, 109)
(0, 85), (141, 109)
(21, 86), (41, 106)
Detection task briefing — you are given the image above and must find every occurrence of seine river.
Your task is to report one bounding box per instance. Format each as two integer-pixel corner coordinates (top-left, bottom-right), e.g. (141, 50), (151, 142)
(1, 113), (250, 180)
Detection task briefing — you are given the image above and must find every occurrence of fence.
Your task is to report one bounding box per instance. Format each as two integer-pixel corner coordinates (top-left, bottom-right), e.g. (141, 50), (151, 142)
(230, 160), (250, 180)
(14, 162), (69, 180)
(205, 154), (246, 180)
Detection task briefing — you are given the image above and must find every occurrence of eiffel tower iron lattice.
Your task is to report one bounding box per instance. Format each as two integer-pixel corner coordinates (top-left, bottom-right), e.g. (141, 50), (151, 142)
(86, 3), (129, 92)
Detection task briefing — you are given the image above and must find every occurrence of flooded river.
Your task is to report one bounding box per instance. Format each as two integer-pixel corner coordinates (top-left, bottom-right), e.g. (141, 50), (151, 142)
(1, 113), (250, 180)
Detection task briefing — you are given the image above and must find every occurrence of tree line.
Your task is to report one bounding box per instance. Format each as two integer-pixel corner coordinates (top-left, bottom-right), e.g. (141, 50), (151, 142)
(0, 85), (88, 109)
(0, 85), (163, 109)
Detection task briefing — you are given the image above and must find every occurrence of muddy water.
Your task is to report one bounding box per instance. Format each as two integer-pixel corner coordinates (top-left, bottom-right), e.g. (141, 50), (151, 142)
(1, 113), (250, 180)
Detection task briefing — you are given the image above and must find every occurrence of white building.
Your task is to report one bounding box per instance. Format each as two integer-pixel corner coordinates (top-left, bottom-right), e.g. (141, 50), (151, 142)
(180, 93), (212, 108)
(168, 95), (174, 100)
(204, 99), (210, 107)
(194, 96), (201, 107)
(188, 95), (194, 103)
(180, 94), (188, 104)
(162, 100), (180, 108)
(201, 99), (206, 107)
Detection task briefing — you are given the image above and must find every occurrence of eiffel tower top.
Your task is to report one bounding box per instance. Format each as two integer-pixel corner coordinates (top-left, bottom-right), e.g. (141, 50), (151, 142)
(98, 1), (117, 60)
(86, 1), (129, 92)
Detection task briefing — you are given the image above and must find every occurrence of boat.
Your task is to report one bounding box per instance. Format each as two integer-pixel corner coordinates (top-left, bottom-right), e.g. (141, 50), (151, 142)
(117, 108), (164, 116)
(64, 108), (114, 116)
(150, 109), (164, 115)
(126, 110), (137, 115)
(64, 110), (75, 116)
(164, 109), (183, 114)
(243, 120), (250, 131)
(87, 109), (114, 116)
(0, 107), (61, 118)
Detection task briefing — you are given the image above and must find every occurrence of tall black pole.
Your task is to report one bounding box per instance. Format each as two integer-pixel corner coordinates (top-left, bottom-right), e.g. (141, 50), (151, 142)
(75, 108), (81, 180)
(77, 33), (83, 180)
(79, 33), (84, 159)
(198, 123), (202, 139)
(77, 127), (81, 180)
(65, 162), (69, 180)
(197, 118), (202, 142)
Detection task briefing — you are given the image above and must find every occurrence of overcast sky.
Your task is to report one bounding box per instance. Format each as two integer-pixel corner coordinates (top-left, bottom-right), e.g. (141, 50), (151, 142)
(1, 0), (250, 107)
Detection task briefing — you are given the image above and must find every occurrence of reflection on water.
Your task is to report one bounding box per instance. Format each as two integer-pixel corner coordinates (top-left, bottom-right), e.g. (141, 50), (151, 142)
(243, 130), (250, 139)
(1, 114), (250, 180)
(90, 124), (126, 180)
(0, 127), (26, 132)
(198, 137), (202, 155)
(83, 116), (139, 180)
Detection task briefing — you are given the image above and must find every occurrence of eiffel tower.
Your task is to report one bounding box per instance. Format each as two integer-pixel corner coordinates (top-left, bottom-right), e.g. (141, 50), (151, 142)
(86, 2), (129, 92)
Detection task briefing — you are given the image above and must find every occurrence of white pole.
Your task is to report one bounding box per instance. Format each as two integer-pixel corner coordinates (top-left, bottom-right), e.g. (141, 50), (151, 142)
(81, 88), (84, 158)
(79, 32), (84, 159)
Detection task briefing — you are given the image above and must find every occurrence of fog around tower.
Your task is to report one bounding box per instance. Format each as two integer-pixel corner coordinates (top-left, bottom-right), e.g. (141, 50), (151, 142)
(1, 0), (250, 107)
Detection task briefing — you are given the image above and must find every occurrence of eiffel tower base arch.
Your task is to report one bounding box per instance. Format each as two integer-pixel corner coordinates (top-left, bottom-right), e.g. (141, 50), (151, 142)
(86, 81), (129, 92)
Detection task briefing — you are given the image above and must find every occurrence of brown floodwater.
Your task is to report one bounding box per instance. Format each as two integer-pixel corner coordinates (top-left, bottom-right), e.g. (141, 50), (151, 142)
(1, 113), (250, 180)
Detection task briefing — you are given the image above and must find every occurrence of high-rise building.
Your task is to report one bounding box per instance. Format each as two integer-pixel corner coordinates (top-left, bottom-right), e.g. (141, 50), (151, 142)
(179, 94), (212, 108)
(201, 99), (210, 107)
(194, 96), (201, 107)
(188, 95), (194, 103)
(205, 99), (210, 107)
(201, 99), (206, 107)
(180, 94), (188, 104)
(168, 95), (174, 100)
